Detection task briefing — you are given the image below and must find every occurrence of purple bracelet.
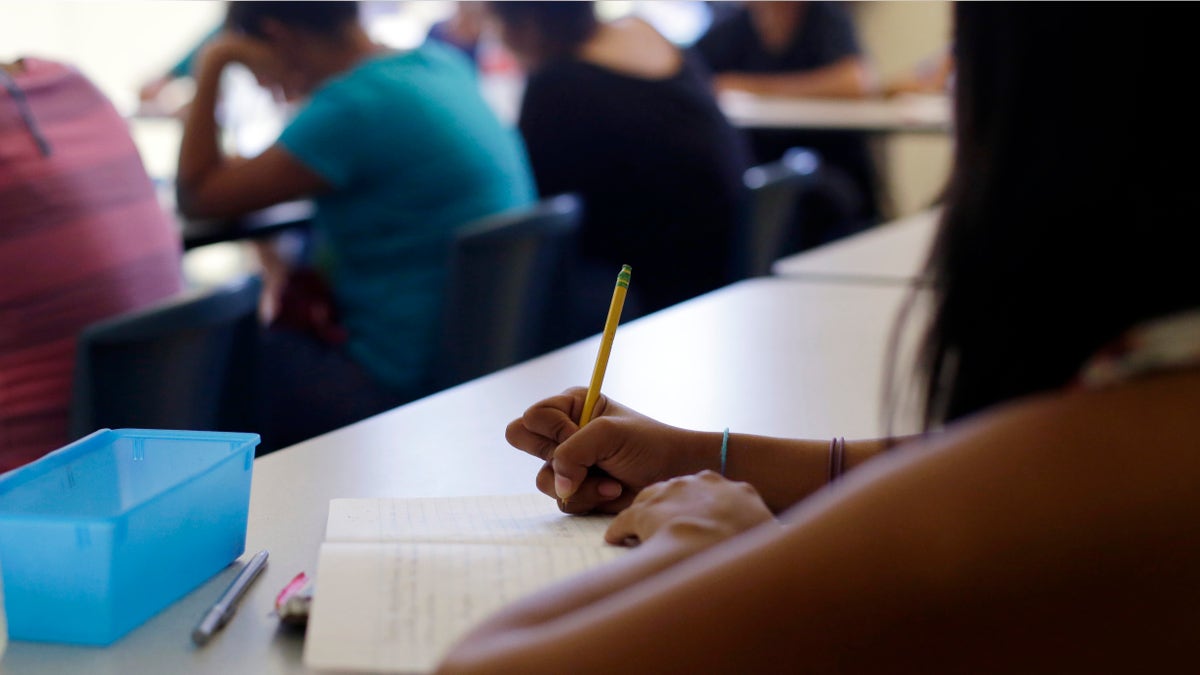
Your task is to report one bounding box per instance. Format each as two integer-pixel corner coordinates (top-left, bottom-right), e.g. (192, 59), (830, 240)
(827, 436), (846, 483)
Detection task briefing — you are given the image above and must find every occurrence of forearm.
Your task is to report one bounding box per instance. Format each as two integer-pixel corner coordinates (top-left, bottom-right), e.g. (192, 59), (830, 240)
(442, 530), (698, 671)
(719, 58), (875, 98)
(716, 433), (903, 512)
(176, 46), (229, 217)
(611, 426), (912, 513)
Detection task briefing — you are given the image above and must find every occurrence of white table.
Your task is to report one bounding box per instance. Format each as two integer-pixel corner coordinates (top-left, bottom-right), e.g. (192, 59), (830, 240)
(771, 208), (940, 284)
(1, 279), (919, 674)
(473, 76), (951, 136)
(719, 91), (951, 134)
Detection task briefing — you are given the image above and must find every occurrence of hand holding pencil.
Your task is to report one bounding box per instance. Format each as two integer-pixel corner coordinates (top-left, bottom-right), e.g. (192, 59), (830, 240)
(505, 264), (725, 513)
(557, 264), (630, 506)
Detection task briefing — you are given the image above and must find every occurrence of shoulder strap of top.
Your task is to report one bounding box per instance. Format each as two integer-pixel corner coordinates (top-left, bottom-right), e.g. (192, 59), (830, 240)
(1076, 309), (1200, 388)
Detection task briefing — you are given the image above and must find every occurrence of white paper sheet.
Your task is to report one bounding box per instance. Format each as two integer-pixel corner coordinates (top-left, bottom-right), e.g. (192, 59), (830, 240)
(303, 494), (622, 673)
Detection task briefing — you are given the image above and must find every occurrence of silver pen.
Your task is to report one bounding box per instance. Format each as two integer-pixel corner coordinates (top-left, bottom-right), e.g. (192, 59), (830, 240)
(192, 549), (269, 646)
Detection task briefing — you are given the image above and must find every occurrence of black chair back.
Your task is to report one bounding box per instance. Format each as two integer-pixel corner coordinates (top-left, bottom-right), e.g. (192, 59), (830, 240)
(733, 147), (822, 279)
(68, 275), (262, 440)
(435, 194), (582, 390)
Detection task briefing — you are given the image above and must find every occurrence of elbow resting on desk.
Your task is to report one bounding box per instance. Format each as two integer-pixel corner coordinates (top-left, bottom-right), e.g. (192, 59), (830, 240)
(175, 146), (330, 221)
(175, 179), (262, 221)
(174, 183), (207, 220)
(715, 56), (878, 99)
(175, 157), (254, 220)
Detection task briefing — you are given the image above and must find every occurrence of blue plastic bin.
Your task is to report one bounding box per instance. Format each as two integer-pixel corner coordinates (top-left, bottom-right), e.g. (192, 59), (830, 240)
(0, 429), (258, 645)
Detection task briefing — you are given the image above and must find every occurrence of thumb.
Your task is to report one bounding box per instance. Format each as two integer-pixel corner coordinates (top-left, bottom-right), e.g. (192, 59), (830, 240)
(551, 452), (587, 501)
(550, 420), (611, 500)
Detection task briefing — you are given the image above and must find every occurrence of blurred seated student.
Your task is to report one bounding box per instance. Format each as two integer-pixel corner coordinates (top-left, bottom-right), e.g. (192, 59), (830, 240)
(695, 0), (874, 98)
(176, 1), (535, 449)
(884, 46), (954, 97)
(486, 1), (750, 339)
(1, 58), (183, 473)
(693, 0), (882, 249)
(438, 4), (1191, 671)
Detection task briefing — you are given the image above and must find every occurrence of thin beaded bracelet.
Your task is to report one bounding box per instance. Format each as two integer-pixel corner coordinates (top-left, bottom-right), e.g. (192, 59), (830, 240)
(827, 436), (846, 483)
(720, 428), (730, 476)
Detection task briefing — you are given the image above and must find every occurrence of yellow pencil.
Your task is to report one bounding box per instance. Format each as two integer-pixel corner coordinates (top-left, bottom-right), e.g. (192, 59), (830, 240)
(579, 264), (631, 427)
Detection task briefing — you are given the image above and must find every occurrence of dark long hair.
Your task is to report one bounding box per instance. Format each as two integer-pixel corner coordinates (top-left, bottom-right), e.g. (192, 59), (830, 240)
(913, 3), (1181, 428)
(226, 1), (360, 39)
(486, 1), (599, 61)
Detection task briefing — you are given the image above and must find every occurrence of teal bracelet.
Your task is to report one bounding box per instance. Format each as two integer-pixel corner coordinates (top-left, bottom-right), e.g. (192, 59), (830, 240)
(720, 428), (730, 475)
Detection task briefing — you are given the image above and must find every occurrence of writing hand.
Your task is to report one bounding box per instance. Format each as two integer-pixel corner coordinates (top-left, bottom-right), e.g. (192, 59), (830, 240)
(505, 388), (716, 515)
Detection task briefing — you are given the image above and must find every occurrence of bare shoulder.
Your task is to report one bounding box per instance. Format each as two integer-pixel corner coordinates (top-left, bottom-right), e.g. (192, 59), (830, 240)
(761, 369), (1200, 666)
(931, 366), (1200, 474)
(874, 368), (1200, 526)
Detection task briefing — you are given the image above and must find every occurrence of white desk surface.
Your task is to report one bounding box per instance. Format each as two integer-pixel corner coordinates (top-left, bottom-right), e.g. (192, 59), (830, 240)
(719, 91), (951, 134)
(771, 208), (940, 284)
(471, 75), (950, 135)
(1, 279), (918, 674)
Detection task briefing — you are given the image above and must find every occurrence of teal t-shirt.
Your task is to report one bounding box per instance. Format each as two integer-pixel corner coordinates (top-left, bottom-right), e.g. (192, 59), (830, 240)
(278, 41), (536, 394)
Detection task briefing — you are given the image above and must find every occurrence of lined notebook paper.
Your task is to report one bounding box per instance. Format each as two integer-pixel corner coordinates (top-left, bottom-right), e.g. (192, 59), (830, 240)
(302, 494), (622, 673)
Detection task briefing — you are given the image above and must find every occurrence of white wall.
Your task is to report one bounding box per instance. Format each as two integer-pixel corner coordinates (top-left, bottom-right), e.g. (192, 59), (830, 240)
(1, 1), (226, 115)
(853, 0), (954, 218)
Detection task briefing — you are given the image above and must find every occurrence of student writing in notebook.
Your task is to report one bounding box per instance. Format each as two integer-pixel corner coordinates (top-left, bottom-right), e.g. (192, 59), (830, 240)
(439, 5), (1191, 671)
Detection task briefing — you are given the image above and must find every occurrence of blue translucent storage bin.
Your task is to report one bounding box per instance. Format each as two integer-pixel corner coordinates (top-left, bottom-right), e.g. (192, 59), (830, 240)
(0, 429), (258, 645)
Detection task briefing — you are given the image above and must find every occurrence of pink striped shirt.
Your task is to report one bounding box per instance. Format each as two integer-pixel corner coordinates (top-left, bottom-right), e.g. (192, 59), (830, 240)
(1, 58), (182, 473)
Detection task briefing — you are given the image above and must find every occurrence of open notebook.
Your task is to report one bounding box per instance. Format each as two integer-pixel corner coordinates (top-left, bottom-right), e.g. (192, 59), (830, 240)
(303, 494), (623, 673)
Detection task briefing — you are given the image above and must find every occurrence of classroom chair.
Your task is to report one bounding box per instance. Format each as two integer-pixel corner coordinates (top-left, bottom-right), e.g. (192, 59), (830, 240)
(433, 193), (583, 391)
(732, 147), (822, 279)
(68, 275), (263, 442)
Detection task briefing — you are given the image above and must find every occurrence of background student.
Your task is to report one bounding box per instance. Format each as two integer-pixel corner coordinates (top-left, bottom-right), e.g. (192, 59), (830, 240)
(176, 1), (536, 449)
(487, 1), (750, 342)
(693, 0), (882, 251)
(438, 4), (1191, 671)
(1, 58), (183, 473)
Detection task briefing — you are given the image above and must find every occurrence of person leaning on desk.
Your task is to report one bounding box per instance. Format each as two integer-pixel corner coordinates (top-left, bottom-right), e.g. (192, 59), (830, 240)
(174, 1), (536, 450)
(438, 4), (1194, 672)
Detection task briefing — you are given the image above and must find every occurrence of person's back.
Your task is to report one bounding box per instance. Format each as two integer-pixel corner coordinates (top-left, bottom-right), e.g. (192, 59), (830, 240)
(0, 59), (183, 472)
(492, 5), (750, 328)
